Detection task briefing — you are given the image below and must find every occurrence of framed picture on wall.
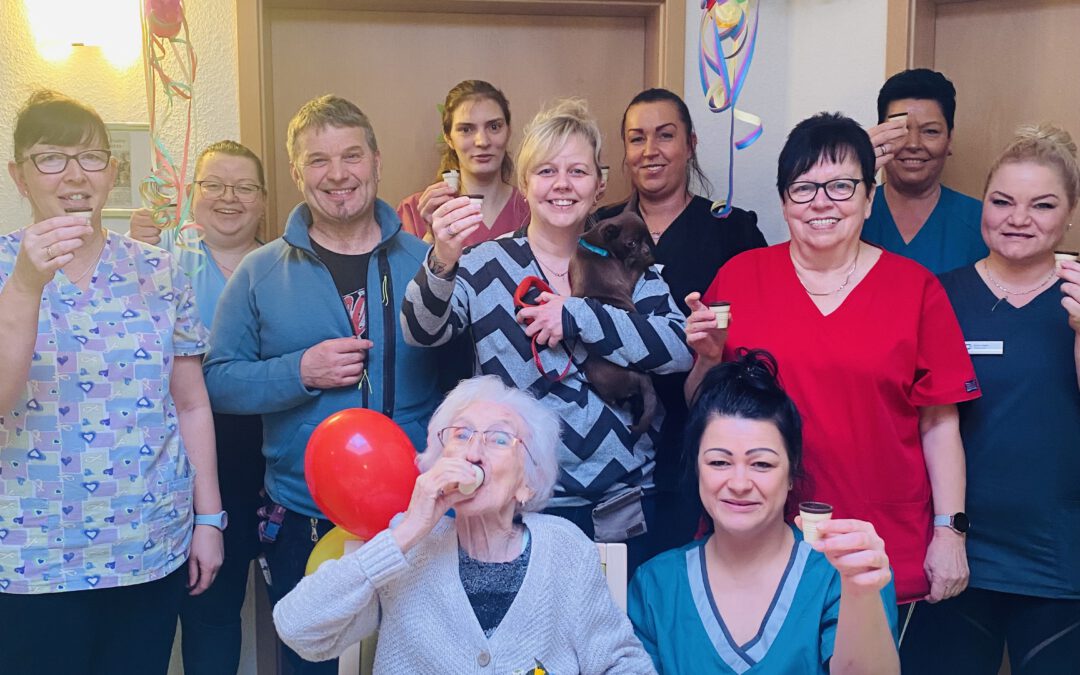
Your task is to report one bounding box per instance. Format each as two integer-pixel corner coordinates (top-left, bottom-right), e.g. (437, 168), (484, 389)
(103, 123), (152, 215)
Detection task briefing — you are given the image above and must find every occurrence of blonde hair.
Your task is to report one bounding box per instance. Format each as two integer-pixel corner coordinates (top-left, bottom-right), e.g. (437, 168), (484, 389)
(286, 94), (378, 163)
(515, 98), (602, 192)
(985, 123), (1080, 209)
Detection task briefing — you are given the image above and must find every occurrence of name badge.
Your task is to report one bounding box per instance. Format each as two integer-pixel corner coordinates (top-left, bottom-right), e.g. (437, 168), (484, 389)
(966, 340), (1003, 355)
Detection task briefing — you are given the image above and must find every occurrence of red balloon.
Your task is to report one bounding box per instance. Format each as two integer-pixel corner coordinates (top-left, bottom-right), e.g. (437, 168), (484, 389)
(304, 409), (419, 539)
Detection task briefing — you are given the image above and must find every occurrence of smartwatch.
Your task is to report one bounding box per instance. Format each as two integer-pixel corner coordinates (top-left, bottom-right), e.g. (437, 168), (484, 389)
(933, 512), (969, 534)
(194, 510), (229, 531)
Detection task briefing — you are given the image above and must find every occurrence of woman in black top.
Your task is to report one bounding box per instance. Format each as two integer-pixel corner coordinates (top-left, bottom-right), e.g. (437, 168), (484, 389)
(596, 88), (766, 552)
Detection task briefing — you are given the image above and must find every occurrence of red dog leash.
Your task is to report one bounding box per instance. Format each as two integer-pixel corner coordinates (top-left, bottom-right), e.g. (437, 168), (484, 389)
(513, 276), (574, 382)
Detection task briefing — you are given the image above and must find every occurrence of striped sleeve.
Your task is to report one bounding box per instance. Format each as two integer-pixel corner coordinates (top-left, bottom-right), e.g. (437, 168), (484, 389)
(400, 250), (471, 348)
(562, 265), (692, 375)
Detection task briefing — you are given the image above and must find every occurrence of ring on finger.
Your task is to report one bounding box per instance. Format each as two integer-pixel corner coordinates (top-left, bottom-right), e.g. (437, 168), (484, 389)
(46, 244), (54, 258)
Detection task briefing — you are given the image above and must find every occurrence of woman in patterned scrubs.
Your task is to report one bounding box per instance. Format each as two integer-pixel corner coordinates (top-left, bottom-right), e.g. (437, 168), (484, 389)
(0, 91), (222, 675)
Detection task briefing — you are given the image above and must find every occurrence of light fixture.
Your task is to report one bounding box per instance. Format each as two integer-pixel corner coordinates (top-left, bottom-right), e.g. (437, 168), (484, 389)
(26, 0), (142, 67)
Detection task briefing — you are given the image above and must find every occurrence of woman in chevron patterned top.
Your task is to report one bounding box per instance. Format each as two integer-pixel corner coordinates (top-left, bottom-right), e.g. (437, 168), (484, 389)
(402, 98), (693, 575)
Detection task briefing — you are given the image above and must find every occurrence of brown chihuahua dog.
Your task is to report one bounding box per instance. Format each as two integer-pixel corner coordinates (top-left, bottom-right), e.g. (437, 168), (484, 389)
(570, 198), (658, 434)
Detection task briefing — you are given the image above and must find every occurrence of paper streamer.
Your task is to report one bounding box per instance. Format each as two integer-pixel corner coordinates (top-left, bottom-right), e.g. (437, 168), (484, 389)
(698, 0), (763, 217)
(140, 0), (200, 249)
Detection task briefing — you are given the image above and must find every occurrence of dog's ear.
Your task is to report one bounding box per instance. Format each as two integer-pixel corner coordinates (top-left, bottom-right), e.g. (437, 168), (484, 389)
(603, 223), (621, 242)
(624, 191), (640, 216)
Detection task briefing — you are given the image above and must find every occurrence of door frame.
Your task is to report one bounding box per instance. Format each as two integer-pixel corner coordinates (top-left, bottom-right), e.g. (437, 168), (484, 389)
(235, 0), (686, 239)
(885, 0), (979, 75)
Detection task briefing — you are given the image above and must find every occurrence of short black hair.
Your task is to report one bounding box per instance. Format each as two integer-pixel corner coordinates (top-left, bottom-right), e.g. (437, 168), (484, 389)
(876, 68), (957, 131)
(776, 112), (875, 199)
(686, 349), (804, 482)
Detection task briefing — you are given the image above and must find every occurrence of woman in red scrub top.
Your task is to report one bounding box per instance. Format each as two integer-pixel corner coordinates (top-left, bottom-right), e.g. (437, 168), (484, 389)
(683, 113), (979, 616)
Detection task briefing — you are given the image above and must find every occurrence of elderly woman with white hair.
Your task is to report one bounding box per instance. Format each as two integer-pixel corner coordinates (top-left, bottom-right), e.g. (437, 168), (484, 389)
(272, 375), (655, 674)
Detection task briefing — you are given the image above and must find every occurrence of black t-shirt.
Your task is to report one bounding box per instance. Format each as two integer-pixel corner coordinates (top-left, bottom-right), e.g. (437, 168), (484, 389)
(594, 195), (766, 487)
(311, 238), (371, 339)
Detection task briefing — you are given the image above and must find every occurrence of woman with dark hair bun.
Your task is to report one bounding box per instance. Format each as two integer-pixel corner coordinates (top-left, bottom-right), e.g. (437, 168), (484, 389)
(629, 349), (899, 674)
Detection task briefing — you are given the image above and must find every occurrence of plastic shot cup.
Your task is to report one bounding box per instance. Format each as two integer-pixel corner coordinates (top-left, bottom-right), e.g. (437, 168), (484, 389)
(709, 302), (731, 329)
(799, 501), (833, 543)
(465, 193), (484, 210)
(441, 170), (460, 193)
(600, 165), (610, 185)
(887, 111), (909, 128)
(458, 464), (485, 496)
(1055, 250), (1078, 270)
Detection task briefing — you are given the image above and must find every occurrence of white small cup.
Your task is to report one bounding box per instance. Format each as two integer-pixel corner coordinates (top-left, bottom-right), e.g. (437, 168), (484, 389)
(465, 193), (484, 210)
(799, 501), (833, 543)
(1055, 250), (1078, 270)
(600, 165), (610, 185)
(442, 170), (460, 193)
(458, 464), (485, 495)
(709, 302), (731, 329)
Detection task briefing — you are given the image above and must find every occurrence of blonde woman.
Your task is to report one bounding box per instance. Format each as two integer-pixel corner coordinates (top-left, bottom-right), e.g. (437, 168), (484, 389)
(901, 124), (1080, 674)
(401, 99), (692, 574)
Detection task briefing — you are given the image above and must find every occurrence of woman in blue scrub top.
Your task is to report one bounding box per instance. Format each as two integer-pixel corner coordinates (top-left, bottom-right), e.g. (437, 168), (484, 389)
(128, 140), (266, 675)
(903, 125), (1080, 674)
(628, 350), (899, 675)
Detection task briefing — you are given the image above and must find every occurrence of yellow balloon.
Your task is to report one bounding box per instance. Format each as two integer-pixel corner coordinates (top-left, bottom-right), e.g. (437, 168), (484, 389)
(305, 526), (364, 576)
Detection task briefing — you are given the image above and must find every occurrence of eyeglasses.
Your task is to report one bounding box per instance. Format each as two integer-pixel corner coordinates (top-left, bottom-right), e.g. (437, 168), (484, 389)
(23, 150), (111, 175)
(437, 425), (537, 463)
(785, 178), (863, 204)
(194, 180), (264, 202)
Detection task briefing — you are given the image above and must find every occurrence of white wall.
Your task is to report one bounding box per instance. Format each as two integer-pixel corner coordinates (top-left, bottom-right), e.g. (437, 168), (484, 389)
(0, 1), (240, 234)
(684, 0), (888, 243)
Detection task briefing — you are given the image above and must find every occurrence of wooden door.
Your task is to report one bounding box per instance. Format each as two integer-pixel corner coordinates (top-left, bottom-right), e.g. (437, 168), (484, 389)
(888, 0), (1080, 250)
(237, 0), (685, 238)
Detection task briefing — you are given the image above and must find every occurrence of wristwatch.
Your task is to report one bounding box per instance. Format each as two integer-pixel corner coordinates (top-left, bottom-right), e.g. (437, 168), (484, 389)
(194, 510), (229, 531)
(933, 512), (969, 534)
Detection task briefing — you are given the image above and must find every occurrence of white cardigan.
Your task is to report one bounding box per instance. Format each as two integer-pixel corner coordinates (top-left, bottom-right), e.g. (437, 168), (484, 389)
(273, 512), (656, 674)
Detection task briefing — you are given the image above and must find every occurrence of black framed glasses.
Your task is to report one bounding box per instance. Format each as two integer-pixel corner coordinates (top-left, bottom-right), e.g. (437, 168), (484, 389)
(785, 178), (863, 204)
(194, 180), (264, 202)
(23, 150), (111, 175)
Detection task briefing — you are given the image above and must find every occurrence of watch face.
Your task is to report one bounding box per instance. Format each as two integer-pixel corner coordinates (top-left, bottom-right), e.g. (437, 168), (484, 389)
(953, 512), (969, 533)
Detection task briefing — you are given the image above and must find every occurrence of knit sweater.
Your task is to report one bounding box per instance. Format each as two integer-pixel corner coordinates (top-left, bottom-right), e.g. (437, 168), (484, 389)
(400, 237), (693, 506)
(273, 513), (656, 674)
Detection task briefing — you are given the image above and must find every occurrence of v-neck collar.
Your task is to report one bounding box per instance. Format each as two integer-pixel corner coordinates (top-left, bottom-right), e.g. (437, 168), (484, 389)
(966, 264), (1063, 314)
(783, 242), (883, 320)
(687, 532), (811, 674)
(446, 514), (538, 644)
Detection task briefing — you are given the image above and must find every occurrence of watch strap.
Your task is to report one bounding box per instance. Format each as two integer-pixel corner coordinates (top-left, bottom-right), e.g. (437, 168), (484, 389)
(933, 514), (952, 528)
(194, 511), (228, 531)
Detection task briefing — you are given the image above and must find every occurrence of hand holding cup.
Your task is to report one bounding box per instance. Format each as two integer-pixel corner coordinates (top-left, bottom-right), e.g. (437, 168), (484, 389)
(13, 215), (94, 291)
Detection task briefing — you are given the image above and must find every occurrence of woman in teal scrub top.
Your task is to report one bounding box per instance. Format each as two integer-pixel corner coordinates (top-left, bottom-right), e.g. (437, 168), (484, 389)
(628, 350), (899, 674)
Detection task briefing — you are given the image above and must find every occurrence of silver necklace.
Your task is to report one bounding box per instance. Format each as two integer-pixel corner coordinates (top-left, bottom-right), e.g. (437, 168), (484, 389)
(983, 259), (1056, 296)
(534, 253), (569, 278)
(792, 247), (860, 297)
(62, 233), (106, 285)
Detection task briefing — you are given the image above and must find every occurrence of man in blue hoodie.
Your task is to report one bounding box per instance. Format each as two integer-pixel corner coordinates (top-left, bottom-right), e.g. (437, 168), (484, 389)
(203, 94), (443, 673)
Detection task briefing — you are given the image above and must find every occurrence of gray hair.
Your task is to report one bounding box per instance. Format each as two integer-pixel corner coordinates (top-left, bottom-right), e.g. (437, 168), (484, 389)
(286, 94), (378, 163)
(417, 375), (560, 513)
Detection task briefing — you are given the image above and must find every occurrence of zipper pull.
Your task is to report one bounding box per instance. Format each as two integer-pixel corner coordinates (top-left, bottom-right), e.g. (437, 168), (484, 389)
(310, 518), (320, 543)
